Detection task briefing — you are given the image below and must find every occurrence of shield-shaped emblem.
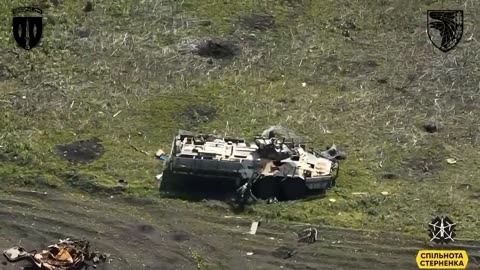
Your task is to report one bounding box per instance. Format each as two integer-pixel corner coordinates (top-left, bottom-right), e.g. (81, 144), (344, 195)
(12, 7), (43, 50)
(427, 10), (463, 52)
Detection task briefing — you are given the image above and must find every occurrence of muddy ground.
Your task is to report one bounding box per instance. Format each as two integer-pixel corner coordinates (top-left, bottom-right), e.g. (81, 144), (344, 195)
(1, 188), (479, 270)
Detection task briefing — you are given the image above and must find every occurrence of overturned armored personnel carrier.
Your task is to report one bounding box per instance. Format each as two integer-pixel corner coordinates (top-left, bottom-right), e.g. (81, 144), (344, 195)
(159, 127), (345, 202)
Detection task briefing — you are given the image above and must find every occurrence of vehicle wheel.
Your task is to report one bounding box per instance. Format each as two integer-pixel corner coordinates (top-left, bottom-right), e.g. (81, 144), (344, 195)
(235, 184), (253, 205)
(251, 176), (280, 201)
(159, 170), (173, 191)
(280, 177), (307, 201)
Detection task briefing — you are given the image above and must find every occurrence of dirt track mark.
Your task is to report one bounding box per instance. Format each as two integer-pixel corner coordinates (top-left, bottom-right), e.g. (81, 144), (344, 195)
(1, 188), (479, 270)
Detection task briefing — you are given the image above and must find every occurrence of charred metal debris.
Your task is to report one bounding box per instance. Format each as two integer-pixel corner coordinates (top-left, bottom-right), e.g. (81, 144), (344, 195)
(297, 228), (318, 243)
(3, 239), (108, 270)
(158, 126), (346, 202)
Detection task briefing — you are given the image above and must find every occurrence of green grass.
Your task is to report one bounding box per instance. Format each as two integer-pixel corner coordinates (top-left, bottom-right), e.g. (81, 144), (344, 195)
(1, 0), (480, 239)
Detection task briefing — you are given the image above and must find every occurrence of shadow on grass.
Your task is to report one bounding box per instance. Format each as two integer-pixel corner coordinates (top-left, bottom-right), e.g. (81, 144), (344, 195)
(63, 171), (125, 196)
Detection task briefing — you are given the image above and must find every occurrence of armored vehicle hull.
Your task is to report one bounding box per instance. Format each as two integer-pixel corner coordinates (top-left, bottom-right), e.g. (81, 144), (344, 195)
(159, 129), (344, 202)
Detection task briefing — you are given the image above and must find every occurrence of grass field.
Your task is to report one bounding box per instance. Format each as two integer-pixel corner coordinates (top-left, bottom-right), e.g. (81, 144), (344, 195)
(1, 0), (479, 239)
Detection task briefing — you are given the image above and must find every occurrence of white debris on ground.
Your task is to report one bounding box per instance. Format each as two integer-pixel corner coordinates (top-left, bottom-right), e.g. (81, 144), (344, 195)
(248, 221), (260, 235)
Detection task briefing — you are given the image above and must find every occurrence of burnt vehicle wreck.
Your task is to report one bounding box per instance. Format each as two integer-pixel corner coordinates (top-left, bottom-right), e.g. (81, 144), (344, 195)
(158, 127), (345, 202)
(2, 239), (106, 270)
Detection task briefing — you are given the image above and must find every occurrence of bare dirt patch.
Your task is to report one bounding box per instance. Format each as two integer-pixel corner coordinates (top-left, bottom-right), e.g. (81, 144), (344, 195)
(187, 39), (241, 59)
(405, 156), (443, 178)
(55, 137), (105, 164)
(176, 104), (217, 128)
(170, 230), (191, 242)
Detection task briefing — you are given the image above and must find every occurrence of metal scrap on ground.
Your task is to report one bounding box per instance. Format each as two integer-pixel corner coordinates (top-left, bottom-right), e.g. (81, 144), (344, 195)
(3, 239), (105, 270)
(248, 221), (260, 235)
(155, 149), (168, 160)
(297, 228), (318, 243)
(3, 246), (29, 261)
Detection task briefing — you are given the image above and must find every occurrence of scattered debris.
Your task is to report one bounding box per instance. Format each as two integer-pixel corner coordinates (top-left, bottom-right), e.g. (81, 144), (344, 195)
(118, 179), (128, 186)
(446, 158), (457, 164)
(3, 246), (29, 261)
(272, 246), (297, 259)
(249, 221), (260, 235)
(130, 144), (150, 156)
(55, 138), (105, 164)
(380, 191), (389, 195)
(319, 144), (347, 160)
(457, 183), (471, 190)
(267, 197), (278, 204)
(113, 110), (122, 118)
(246, 252), (254, 256)
(352, 192), (368, 196)
(285, 249), (297, 258)
(261, 125), (305, 144)
(155, 149), (168, 160)
(297, 228), (318, 243)
(329, 198), (337, 202)
(3, 239), (104, 270)
(223, 215), (242, 219)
